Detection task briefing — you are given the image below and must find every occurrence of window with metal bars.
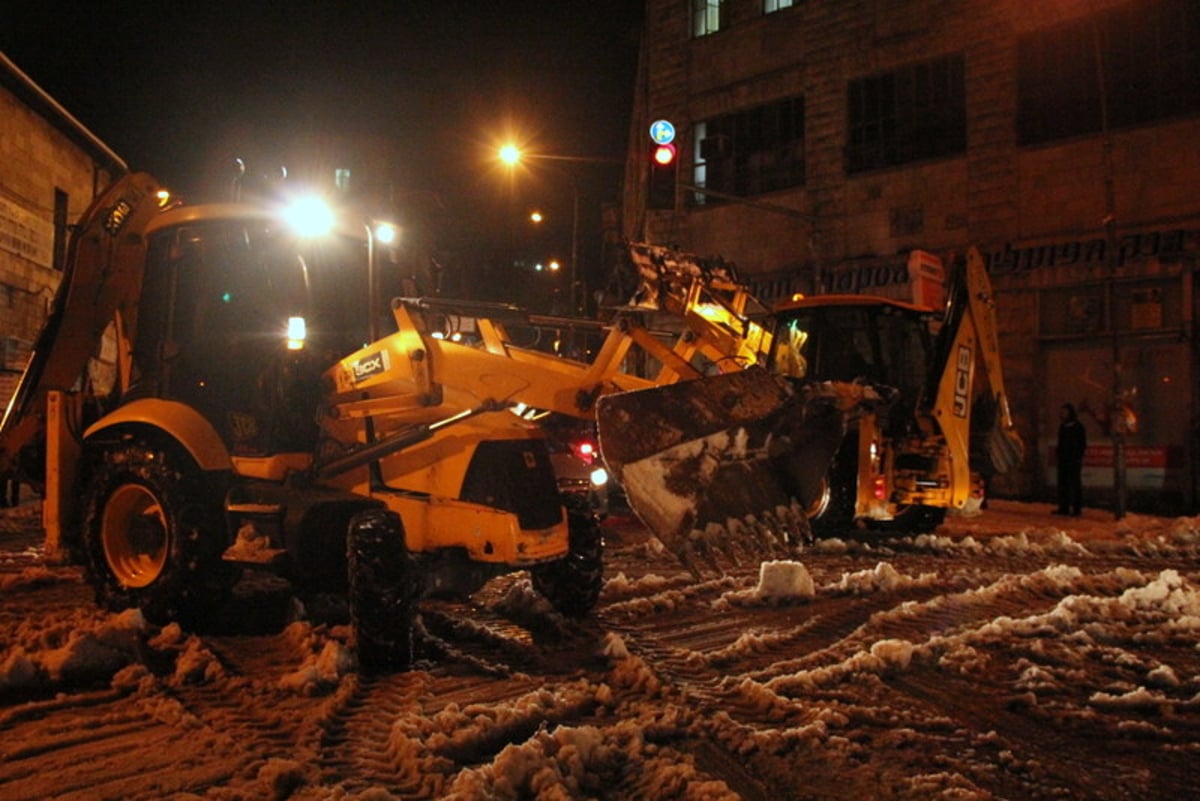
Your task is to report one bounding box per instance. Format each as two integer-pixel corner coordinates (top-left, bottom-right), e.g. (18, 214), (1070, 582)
(1017, 0), (1200, 146)
(692, 95), (806, 205)
(845, 54), (966, 174)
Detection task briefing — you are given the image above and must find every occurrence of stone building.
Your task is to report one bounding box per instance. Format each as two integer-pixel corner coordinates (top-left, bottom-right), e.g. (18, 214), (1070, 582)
(0, 53), (126, 408)
(623, 0), (1200, 513)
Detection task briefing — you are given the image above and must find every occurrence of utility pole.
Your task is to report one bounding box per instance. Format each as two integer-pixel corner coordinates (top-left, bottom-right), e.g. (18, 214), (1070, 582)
(1091, 14), (1125, 519)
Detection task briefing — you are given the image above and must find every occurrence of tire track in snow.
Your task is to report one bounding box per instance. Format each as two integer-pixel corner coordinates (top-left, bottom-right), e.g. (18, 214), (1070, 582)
(315, 671), (434, 796)
(0, 688), (243, 800)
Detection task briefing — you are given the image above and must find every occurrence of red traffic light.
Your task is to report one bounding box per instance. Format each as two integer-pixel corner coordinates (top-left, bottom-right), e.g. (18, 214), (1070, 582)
(653, 143), (677, 166)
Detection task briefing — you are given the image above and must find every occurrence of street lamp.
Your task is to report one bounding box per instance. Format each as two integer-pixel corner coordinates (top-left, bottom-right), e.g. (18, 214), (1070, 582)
(496, 144), (622, 316)
(366, 220), (397, 342)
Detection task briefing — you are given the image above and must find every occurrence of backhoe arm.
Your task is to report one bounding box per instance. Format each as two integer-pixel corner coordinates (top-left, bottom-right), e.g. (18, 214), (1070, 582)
(929, 247), (1024, 494)
(0, 173), (166, 478)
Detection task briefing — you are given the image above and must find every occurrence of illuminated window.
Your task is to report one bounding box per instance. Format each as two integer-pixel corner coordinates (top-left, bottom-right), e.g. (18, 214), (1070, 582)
(764, 0), (794, 13)
(693, 0), (726, 37)
(334, 168), (352, 192)
(692, 95), (806, 204)
(846, 54), (965, 174)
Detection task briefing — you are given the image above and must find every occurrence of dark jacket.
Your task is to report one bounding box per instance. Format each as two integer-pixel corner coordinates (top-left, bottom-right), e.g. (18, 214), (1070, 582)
(1057, 414), (1087, 467)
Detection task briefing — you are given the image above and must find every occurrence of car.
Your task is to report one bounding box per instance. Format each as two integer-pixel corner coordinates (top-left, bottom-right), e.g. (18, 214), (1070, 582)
(547, 435), (610, 518)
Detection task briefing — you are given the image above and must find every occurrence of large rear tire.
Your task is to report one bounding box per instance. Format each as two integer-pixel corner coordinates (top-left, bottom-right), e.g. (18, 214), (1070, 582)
(348, 509), (419, 670)
(807, 437), (859, 538)
(83, 441), (235, 625)
(531, 497), (604, 618)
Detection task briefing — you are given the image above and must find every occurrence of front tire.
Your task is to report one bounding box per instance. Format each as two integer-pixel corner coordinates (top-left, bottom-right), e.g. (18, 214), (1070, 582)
(348, 509), (419, 670)
(83, 441), (235, 625)
(532, 497), (604, 618)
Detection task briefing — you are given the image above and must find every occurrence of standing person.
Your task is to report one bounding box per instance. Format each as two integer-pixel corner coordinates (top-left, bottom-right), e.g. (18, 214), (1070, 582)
(1055, 403), (1087, 516)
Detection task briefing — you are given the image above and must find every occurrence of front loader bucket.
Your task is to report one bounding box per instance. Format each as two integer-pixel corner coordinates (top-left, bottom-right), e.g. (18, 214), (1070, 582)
(597, 367), (874, 575)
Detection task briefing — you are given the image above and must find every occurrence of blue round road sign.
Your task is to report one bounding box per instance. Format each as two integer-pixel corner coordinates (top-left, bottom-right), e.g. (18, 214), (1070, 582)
(649, 119), (676, 145)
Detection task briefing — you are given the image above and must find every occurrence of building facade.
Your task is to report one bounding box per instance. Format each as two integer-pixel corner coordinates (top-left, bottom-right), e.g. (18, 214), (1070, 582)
(0, 53), (126, 408)
(623, 0), (1200, 513)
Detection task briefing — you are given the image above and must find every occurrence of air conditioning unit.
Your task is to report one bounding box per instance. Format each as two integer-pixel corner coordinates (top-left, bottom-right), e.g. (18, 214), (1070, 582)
(699, 135), (730, 160)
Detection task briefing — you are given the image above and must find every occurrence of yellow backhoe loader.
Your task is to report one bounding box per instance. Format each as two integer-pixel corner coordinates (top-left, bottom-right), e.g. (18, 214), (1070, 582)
(0, 172), (1020, 667)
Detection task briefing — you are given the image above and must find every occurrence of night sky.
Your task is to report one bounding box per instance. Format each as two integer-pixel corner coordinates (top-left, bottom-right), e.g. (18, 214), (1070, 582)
(3, 1), (643, 286)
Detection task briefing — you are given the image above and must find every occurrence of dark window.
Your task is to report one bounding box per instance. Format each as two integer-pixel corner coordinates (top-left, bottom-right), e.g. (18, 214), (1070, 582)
(1018, 0), (1200, 146)
(52, 189), (68, 271)
(692, 96), (806, 204)
(846, 54), (966, 174)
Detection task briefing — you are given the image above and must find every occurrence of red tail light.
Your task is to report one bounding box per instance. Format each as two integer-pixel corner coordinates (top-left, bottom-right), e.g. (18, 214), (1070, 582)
(873, 475), (888, 501)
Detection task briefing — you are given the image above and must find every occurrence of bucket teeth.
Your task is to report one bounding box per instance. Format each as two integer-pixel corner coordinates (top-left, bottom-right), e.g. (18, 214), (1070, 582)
(662, 501), (816, 578)
(597, 367), (875, 576)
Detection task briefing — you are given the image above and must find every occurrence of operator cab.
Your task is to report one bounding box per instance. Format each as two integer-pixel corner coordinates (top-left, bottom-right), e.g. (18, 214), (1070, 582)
(769, 295), (935, 430)
(129, 209), (373, 456)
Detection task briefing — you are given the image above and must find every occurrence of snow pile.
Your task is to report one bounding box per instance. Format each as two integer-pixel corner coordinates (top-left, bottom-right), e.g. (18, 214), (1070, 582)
(714, 560), (936, 612)
(442, 718), (739, 801)
(713, 560), (814, 609)
(255, 758), (318, 800)
(754, 560), (815, 600)
(0, 607), (146, 691)
(0, 564), (74, 591)
(703, 625), (812, 666)
(609, 648), (665, 697)
(602, 632), (631, 660)
(604, 575), (737, 617)
(385, 679), (611, 796)
(601, 571), (684, 602)
(0, 501), (41, 533)
(277, 621), (356, 693)
(762, 637), (917, 693)
(831, 560), (938, 594)
(1165, 515), (1200, 544)
(222, 521), (275, 561)
(148, 622), (226, 685)
(442, 723), (620, 800)
(492, 577), (556, 620)
(910, 529), (1088, 557)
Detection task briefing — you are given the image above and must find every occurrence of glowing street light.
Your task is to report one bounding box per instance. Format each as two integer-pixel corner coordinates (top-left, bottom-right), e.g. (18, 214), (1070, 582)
(495, 142), (621, 314)
(498, 144), (522, 166)
(373, 221), (397, 246)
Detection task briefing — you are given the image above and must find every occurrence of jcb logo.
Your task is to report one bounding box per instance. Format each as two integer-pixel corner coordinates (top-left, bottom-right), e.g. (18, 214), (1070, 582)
(953, 345), (972, 418)
(351, 350), (390, 383)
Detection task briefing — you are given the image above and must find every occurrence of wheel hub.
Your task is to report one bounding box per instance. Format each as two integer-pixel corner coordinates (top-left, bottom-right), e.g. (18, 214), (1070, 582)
(101, 484), (169, 588)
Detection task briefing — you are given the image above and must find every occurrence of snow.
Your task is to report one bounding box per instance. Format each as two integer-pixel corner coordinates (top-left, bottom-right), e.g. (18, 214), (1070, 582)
(1, 605), (146, 690)
(1, 500), (1199, 799)
(753, 560), (816, 601)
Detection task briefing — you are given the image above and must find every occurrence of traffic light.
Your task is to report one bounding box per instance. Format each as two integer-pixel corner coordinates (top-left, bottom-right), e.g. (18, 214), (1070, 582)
(647, 143), (678, 210)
